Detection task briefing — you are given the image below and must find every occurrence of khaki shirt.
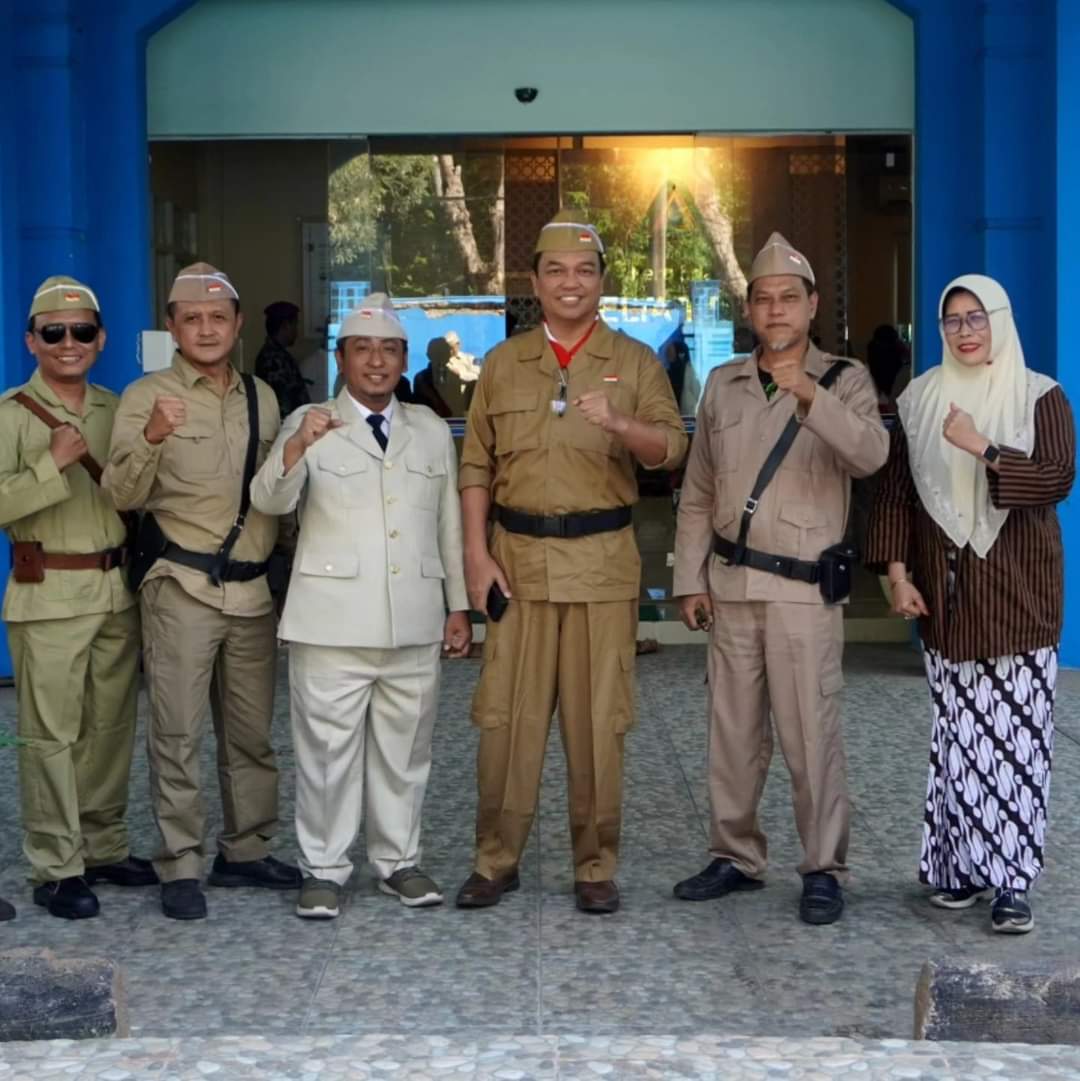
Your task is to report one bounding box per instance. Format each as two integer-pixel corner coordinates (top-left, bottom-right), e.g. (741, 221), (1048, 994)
(674, 344), (888, 604)
(0, 370), (133, 623)
(459, 320), (687, 602)
(103, 353), (280, 617)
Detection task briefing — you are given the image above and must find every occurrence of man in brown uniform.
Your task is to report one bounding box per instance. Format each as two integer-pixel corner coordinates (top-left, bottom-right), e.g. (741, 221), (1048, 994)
(104, 263), (299, 920)
(0, 276), (156, 919)
(673, 234), (888, 924)
(456, 212), (687, 914)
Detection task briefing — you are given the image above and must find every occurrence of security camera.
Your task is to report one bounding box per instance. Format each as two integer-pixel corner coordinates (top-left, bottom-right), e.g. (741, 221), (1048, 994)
(514, 87), (539, 104)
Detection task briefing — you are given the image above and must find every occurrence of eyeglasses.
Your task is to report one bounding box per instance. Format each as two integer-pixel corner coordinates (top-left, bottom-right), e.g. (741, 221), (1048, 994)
(940, 307), (1005, 336)
(35, 322), (98, 345)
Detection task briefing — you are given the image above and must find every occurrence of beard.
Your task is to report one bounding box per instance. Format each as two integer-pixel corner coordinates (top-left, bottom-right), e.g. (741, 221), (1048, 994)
(764, 329), (801, 353)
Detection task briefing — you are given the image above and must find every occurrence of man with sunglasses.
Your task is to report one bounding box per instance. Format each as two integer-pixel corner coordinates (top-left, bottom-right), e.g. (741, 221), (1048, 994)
(0, 276), (156, 919)
(105, 263), (299, 920)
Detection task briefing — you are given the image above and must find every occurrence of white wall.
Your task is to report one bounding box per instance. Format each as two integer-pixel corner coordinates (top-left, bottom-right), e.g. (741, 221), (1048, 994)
(148, 0), (914, 138)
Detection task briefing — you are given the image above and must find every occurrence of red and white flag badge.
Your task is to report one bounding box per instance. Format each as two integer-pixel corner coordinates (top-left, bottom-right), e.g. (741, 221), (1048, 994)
(207, 283), (222, 293)
(359, 309), (373, 318)
(603, 375), (620, 383)
(63, 292), (81, 302)
(579, 232), (594, 243)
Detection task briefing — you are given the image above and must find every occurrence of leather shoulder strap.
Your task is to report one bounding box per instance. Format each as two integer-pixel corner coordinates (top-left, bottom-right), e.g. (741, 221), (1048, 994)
(12, 391), (104, 484)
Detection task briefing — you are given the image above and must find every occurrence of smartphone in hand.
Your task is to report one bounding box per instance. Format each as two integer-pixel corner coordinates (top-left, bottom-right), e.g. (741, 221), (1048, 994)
(486, 582), (510, 622)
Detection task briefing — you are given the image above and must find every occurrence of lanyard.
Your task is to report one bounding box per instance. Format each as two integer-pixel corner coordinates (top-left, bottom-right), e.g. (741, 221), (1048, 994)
(544, 319), (598, 369)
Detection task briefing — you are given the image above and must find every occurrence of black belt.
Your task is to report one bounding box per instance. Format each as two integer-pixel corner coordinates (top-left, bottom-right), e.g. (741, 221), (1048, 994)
(494, 503), (633, 539)
(712, 533), (820, 584)
(162, 542), (269, 583)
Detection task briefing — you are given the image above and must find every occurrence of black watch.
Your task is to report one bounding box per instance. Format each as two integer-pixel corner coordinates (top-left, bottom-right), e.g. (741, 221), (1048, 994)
(982, 443), (1001, 464)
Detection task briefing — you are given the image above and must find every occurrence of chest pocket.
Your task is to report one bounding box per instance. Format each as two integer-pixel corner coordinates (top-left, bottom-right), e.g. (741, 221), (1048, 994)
(169, 423), (223, 476)
(316, 444), (368, 507)
(709, 410), (743, 473)
(489, 391), (540, 455)
(404, 451), (447, 512)
(775, 502), (831, 560)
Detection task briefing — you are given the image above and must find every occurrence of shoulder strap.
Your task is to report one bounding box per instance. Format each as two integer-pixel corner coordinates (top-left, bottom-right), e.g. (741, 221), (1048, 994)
(209, 373), (260, 586)
(12, 391), (105, 484)
(731, 360), (850, 564)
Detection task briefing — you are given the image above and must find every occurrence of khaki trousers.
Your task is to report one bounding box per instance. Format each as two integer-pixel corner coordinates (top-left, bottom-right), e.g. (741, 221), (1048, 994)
(707, 600), (849, 879)
(290, 641), (442, 885)
(9, 608), (140, 883)
(471, 598), (637, 882)
(140, 577), (279, 881)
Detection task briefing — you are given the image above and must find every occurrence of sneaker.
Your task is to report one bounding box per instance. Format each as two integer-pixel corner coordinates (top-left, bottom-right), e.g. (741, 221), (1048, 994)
(378, 866), (444, 908)
(929, 885), (993, 910)
(673, 858), (765, 901)
(296, 877), (341, 919)
(161, 879), (207, 921)
(991, 888), (1034, 934)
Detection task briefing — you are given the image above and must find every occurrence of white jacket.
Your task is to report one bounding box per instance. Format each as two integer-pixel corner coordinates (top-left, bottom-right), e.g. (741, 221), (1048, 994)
(250, 391), (468, 648)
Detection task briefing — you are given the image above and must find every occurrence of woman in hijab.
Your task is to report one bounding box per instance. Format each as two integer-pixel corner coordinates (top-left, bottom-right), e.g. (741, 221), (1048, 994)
(867, 275), (1075, 934)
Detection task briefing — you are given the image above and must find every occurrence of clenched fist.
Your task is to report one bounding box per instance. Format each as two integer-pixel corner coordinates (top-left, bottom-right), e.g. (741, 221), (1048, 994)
(767, 356), (816, 404)
(573, 390), (628, 434)
(282, 407), (343, 474)
(144, 396), (187, 445)
(49, 424), (88, 471)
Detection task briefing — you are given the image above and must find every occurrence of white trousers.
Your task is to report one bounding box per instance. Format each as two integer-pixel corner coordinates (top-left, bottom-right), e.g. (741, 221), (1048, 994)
(289, 641), (442, 885)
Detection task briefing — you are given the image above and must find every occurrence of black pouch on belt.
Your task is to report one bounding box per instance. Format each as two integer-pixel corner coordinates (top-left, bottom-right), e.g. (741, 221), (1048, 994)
(817, 542), (859, 604)
(127, 512), (169, 592)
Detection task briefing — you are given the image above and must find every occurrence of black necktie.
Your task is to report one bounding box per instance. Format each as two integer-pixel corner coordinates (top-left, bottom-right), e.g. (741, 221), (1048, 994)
(366, 413), (388, 452)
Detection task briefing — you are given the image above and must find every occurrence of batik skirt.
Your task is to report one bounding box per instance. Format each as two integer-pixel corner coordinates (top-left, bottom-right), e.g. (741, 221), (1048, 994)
(919, 646), (1056, 891)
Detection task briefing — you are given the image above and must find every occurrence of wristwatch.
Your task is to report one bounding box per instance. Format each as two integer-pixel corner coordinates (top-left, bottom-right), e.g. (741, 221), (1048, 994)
(982, 443), (1001, 464)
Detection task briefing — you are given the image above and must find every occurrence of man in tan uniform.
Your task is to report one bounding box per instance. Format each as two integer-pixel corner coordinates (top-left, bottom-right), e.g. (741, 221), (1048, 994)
(0, 276), (156, 919)
(105, 263), (299, 921)
(673, 234), (888, 924)
(457, 211), (687, 914)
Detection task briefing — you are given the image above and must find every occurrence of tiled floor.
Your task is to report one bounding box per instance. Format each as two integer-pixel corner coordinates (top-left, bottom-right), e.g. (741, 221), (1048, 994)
(2, 642), (1080, 1073)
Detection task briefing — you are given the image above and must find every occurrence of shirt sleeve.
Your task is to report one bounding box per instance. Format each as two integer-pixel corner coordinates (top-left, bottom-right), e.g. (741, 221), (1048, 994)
(634, 349), (689, 471)
(0, 405), (72, 528)
(457, 357), (498, 491)
(988, 386), (1076, 509)
(799, 362), (889, 478)
(102, 380), (164, 511)
(864, 425), (917, 574)
(672, 372), (718, 596)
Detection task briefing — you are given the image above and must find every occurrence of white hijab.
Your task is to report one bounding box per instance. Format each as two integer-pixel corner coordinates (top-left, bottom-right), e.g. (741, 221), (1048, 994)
(896, 274), (1057, 558)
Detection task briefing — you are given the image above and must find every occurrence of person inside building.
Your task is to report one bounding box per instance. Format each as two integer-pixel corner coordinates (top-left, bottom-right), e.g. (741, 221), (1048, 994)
(0, 276), (156, 920)
(251, 292), (470, 919)
(867, 274), (1075, 934)
(105, 262), (299, 921)
(255, 300), (311, 419)
(455, 210), (687, 915)
(672, 233), (888, 926)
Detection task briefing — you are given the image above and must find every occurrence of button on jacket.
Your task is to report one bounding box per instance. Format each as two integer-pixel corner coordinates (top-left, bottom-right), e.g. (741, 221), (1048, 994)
(674, 344), (889, 604)
(458, 320), (688, 602)
(103, 352), (280, 616)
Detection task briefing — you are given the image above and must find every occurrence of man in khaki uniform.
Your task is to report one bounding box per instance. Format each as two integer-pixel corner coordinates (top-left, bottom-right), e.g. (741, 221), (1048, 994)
(457, 211), (687, 914)
(673, 233), (888, 924)
(104, 263), (299, 921)
(0, 276), (156, 920)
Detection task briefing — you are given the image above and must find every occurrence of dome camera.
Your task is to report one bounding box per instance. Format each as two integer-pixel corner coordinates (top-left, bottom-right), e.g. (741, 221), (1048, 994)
(514, 87), (539, 104)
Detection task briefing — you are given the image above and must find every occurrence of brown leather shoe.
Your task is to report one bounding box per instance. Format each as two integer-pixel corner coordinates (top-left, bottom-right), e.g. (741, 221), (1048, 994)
(455, 870), (520, 908)
(575, 879), (620, 914)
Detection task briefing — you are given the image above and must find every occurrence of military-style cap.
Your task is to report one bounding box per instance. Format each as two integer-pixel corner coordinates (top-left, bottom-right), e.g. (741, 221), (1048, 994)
(535, 209), (605, 255)
(29, 276), (100, 319)
(337, 292), (406, 341)
(748, 232), (815, 286)
(168, 262), (239, 304)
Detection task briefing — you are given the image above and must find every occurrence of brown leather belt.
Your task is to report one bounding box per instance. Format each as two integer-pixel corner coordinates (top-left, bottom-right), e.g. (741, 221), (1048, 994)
(42, 547), (128, 571)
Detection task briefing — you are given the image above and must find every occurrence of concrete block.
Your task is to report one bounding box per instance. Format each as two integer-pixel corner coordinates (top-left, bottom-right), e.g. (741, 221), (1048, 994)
(915, 959), (1080, 1044)
(0, 947), (127, 1041)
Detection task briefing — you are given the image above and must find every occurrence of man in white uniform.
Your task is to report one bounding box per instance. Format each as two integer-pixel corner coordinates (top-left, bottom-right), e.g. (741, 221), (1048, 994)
(251, 293), (470, 919)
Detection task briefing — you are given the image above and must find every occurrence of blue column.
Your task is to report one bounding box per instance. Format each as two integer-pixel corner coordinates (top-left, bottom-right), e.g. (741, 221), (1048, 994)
(1057, 0), (1080, 668)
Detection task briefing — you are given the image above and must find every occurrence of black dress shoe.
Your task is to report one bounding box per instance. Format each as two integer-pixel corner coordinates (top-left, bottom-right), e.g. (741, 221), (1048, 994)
(575, 879), (620, 914)
(33, 877), (100, 920)
(85, 855), (159, 888)
(161, 879), (207, 920)
(0, 896), (16, 921)
(800, 872), (844, 925)
(455, 870), (521, 908)
(673, 858), (765, 901)
(207, 854), (301, 890)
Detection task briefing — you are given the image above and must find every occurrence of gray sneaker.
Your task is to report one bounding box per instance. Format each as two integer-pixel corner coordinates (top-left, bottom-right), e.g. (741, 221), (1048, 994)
(296, 877), (341, 919)
(379, 866), (443, 908)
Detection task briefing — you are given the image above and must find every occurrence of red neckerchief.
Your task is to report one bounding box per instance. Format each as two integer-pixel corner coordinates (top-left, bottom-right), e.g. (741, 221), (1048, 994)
(544, 318), (598, 369)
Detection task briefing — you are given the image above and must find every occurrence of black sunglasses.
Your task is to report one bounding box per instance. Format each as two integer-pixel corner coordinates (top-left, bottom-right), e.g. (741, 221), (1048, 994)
(35, 322), (98, 345)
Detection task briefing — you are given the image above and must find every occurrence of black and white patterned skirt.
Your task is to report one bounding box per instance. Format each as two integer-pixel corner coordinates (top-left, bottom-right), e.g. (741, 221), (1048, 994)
(919, 646), (1056, 891)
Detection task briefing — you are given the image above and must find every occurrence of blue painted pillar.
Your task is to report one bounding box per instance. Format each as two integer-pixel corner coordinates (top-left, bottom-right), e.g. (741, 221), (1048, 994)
(1058, 0), (1080, 668)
